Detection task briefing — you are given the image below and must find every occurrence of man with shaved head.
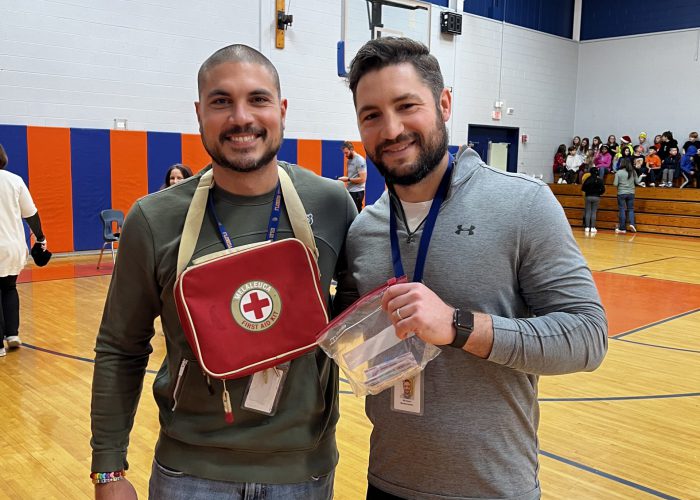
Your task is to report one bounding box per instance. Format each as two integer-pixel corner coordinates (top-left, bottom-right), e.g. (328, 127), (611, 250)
(90, 44), (356, 499)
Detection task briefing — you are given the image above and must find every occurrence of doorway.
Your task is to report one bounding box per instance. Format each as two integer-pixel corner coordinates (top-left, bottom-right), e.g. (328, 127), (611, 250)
(467, 125), (520, 173)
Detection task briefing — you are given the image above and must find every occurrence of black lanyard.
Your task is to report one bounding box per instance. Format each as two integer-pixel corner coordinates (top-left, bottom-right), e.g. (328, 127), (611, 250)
(389, 155), (454, 282)
(207, 182), (283, 249)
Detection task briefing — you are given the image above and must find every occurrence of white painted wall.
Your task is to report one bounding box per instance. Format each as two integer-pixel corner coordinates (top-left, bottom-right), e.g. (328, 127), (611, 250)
(574, 29), (700, 150)
(0, 1), (581, 179)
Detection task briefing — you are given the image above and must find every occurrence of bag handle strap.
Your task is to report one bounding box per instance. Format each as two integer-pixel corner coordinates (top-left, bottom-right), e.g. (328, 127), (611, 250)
(176, 166), (318, 277)
(277, 166), (319, 260)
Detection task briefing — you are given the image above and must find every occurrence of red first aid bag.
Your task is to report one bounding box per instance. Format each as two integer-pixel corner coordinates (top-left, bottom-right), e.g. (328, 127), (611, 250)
(174, 167), (328, 380)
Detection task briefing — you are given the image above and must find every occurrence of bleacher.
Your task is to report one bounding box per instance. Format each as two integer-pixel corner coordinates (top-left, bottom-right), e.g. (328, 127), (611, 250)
(550, 182), (700, 237)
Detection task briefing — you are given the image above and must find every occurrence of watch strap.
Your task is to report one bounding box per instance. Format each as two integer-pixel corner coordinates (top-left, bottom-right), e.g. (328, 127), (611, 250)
(450, 308), (473, 348)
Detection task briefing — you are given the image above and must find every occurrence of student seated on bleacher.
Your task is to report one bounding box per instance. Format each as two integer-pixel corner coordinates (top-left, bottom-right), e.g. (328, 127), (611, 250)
(633, 145), (648, 186)
(594, 145), (612, 182)
(680, 145), (698, 188)
(562, 146), (582, 184)
(660, 147), (681, 187)
(645, 146), (662, 187)
(553, 144), (567, 183)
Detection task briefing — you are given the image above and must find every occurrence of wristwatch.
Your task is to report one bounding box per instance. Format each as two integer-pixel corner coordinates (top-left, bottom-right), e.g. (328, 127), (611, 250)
(450, 308), (474, 348)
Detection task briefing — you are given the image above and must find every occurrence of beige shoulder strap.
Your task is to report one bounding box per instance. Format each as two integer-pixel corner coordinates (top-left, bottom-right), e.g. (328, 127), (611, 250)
(277, 166), (318, 260)
(176, 166), (318, 277)
(177, 169), (214, 277)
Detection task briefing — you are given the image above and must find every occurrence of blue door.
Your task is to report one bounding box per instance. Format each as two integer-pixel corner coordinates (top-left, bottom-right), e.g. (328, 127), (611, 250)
(467, 125), (519, 173)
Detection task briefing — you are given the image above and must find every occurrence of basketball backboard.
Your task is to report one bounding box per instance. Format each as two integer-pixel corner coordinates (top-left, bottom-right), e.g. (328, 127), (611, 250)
(338, 0), (432, 77)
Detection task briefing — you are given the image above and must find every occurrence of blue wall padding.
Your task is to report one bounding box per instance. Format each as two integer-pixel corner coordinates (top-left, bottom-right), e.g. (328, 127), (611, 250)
(70, 128), (112, 251)
(147, 132), (182, 193)
(581, 0), (700, 40)
(0, 124), (29, 185)
(463, 0), (573, 39)
(364, 156), (386, 206)
(321, 140), (346, 180)
(278, 138), (298, 164)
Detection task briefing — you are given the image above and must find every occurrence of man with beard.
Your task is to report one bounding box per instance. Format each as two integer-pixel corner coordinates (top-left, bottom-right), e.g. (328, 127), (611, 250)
(90, 44), (356, 500)
(339, 141), (367, 212)
(340, 38), (608, 499)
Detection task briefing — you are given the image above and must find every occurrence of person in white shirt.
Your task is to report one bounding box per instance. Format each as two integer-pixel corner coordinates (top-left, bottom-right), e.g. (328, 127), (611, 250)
(0, 143), (47, 357)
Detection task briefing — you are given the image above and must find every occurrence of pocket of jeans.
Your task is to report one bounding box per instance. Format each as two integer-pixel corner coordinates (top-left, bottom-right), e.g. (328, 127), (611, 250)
(154, 460), (186, 478)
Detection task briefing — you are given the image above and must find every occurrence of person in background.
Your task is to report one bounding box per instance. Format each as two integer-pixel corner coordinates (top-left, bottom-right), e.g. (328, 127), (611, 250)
(632, 145), (648, 185)
(581, 166), (605, 234)
(571, 136), (581, 151)
(614, 156), (643, 233)
(606, 134), (619, 159)
(594, 144), (612, 182)
(578, 137), (590, 159)
(0, 143), (48, 357)
(565, 146), (582, 184)
(339, 141), (368, 212)
(637, 132), (650, 154)
(653, 134), (663, 153)
(553, 144), (567, 183)
(657, 131), (678, 162)
(645, 146), (662, 187)
(591, 136), (602, 154)
(682, 131), (700, 154)
(162, 163), (193, 189)
(661, 146), (681, 187)
(614, 143), (633, 172)
(680, 145), (698, 188)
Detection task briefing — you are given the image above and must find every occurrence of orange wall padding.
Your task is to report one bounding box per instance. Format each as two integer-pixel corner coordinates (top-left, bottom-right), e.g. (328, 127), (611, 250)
(27, 126), (74, 252)
(110, 130), (148, 216)
(297, 139), (322, 176)
(181, 134), (211, 173)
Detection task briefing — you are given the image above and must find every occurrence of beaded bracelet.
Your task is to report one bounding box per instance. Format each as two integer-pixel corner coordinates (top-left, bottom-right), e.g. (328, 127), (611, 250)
(90, 470), (126, 484)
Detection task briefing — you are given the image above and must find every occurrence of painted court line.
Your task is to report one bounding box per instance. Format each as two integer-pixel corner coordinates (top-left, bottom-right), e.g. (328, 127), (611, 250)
(614, 338), (700, 354)
(539, 450), (679, 499)
(540, 392), (700, 402)
(599, 256), (676, 273)
(612, 308), (700, 339)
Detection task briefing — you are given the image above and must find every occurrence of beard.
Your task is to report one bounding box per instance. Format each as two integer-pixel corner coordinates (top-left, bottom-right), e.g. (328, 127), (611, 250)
(368, 115), (448, 186)
(202, 124), (282, 173)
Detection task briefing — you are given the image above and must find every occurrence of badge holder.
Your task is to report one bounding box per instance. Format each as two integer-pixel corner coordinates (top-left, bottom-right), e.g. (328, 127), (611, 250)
(391, 371), (424, 415)
(241, 362), (290, 416)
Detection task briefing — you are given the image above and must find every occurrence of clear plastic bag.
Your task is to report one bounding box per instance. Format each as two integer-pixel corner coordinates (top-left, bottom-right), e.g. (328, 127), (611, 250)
(318, 277), (441, 396)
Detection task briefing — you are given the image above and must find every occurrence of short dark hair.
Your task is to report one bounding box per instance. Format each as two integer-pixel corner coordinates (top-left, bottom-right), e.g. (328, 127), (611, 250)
(0, 143), (6, 169)
(198, 44), (281, 98)
(342, 141), (354, 150)
(347, 37), (444, 106)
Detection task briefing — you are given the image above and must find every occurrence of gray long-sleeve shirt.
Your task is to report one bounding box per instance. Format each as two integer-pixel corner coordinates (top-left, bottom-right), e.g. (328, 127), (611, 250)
(341, 149), (608, 499)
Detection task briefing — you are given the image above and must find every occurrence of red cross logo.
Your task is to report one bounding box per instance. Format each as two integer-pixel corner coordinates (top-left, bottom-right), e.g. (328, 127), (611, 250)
(242, 292), (271, 320)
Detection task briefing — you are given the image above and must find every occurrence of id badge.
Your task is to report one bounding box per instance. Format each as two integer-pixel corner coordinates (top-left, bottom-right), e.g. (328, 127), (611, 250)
(242, 362), (290, 416)
(391, 371), (424, 415)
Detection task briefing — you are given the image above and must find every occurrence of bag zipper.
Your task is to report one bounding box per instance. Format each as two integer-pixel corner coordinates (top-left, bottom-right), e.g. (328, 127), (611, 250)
(171, 359), (189, 411)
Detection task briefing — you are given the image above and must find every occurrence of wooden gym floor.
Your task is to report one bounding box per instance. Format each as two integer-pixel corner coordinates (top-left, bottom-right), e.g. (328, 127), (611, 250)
(1, 230), (699, 499)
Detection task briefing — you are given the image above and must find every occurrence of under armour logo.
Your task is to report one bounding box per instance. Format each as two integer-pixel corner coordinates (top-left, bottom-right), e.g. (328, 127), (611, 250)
(455, 224), (475, 235)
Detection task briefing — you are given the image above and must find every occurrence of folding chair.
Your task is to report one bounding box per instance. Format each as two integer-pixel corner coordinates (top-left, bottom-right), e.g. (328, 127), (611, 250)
(97, 209), (124, 269)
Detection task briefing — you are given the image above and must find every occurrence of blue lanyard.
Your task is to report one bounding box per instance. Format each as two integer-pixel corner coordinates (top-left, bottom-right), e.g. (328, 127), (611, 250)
(389, 156), (453, 282)
(207, 182), (283, 249)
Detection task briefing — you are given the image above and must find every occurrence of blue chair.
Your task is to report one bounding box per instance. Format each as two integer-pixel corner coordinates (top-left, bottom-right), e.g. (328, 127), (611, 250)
(97, 209), (124, 269)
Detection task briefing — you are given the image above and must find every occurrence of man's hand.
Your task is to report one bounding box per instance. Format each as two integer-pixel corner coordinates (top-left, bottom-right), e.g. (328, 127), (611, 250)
(95, 479), (138, 500)
(381, 282), (495, 358)
(338, 176), (349, 182)
(381, 282), (455, 346)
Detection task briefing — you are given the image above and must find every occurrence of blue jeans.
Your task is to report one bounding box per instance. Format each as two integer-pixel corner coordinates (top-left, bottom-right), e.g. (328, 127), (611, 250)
(617, 194), (635, 229)
(148, 460), (334, 500)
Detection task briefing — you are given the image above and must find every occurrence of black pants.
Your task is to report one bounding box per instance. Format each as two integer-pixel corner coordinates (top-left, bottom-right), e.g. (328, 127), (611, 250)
(0, 275), (20, 339)
(350, 190), (365, 213)
(366, 483), (407, 500)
